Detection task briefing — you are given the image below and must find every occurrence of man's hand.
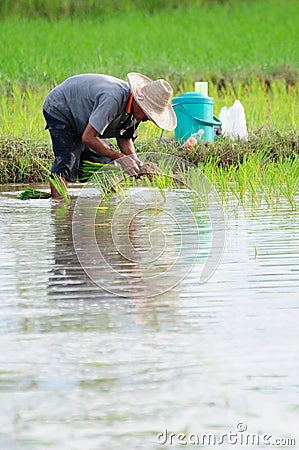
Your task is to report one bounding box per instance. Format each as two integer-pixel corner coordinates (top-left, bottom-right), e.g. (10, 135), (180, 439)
(130, 153), (143, 169)
(116, 138), (143, 168)
(117, 155), (140, 177)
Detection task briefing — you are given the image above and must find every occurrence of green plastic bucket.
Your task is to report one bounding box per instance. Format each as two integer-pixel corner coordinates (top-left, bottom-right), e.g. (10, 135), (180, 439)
(172, 92), (221, 143)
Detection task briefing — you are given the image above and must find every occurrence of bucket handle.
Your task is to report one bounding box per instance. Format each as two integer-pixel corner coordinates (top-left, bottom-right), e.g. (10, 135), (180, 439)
(176, 105), (222, 127)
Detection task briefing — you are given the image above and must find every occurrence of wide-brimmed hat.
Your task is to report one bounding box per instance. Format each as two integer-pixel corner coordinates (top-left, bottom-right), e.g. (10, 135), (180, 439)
(127, 72), (177, 131)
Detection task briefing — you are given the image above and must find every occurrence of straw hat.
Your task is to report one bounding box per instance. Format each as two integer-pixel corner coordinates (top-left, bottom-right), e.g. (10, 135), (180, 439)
(127, 72), (177, 131)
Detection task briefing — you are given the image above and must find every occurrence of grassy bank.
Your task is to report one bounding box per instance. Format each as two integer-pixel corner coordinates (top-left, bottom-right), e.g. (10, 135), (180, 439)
(1, 130), (299, 205)
(1, 0), (273, 19)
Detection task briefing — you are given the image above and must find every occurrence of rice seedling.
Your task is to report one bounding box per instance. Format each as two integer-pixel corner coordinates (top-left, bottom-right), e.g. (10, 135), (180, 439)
(274, 157), (299, 208)
(50, 174), (71, 204)
(79, 160), (118, 183)
(16, 157), (71, 203)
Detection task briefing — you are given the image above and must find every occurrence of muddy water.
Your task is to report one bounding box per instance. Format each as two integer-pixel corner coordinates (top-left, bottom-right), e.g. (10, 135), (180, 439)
(0, 185), (298, 450)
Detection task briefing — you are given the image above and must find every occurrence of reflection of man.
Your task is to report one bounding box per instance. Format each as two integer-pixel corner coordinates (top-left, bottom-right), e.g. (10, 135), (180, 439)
(48, 203), (100, 301)
(48, 204), (92, 300)
(48, 202), (178, 326)
(43, 72), (177, 198)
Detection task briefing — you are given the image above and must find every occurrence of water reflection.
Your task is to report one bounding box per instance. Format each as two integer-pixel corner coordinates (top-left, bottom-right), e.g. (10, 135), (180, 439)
(0, 189), (298, 450)
(48, 201), (104, 301)
(72, 188), (208, 298)
(47, 195), (183, 330)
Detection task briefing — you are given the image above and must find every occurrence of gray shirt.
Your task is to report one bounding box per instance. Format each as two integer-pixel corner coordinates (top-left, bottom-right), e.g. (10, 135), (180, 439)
(43, 74), (139, 139)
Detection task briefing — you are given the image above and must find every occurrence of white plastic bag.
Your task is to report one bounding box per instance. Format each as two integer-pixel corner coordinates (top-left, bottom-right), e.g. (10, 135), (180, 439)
(219, 100), (248, 141)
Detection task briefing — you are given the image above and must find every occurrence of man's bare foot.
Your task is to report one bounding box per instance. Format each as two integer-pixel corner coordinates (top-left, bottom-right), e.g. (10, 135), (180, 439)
(50, 175), (68, 200)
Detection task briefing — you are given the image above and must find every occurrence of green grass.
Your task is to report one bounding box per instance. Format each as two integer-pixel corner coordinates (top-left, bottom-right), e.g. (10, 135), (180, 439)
(201, 153), (299, 208)
(0, 78), (297, 144)
(0, 1), (298, 87)
(0, 0), (298, 207)
(78, 148), (299, 208)
(0, 0), (298, 140)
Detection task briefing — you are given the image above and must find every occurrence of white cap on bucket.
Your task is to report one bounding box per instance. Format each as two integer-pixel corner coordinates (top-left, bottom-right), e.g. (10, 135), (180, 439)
(195, 82), (208, 96)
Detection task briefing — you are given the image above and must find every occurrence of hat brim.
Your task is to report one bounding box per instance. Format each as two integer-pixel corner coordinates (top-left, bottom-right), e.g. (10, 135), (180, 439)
(127, 72), (177, 131)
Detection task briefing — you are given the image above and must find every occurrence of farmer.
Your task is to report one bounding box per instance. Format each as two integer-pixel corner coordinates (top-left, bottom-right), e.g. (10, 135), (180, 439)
(43, 72), (177, 198)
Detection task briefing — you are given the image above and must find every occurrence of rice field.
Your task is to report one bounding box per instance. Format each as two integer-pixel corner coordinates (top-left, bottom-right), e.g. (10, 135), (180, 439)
(0, 0), (298, 199)
(77, 149), (299, 208)
(1, 0), (298, 86)
(1, 0), (298, 138)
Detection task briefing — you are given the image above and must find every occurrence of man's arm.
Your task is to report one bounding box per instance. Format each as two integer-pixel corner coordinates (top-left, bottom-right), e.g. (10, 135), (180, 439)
(117, 137), (143, 168)
(82, 123), (140, 176)
(82, 123), (122, 160)
(116, 136), (136, 156)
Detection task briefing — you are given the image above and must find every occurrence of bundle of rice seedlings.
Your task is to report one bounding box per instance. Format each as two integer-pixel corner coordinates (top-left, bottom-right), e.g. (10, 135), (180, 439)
(18, 174), (70, 203)
(80, 160), (161, 181)
(17, 187), (51, 200)
(79, 160), (117, 182)
(50, 174), (70, 204)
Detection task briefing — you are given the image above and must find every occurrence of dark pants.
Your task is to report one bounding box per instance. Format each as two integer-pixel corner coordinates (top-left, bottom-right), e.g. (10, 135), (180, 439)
(43, 110), (113, 182)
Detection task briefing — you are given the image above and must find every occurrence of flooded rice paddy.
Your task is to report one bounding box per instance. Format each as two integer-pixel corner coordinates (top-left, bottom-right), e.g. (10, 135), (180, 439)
(0, 184), (298, 450)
